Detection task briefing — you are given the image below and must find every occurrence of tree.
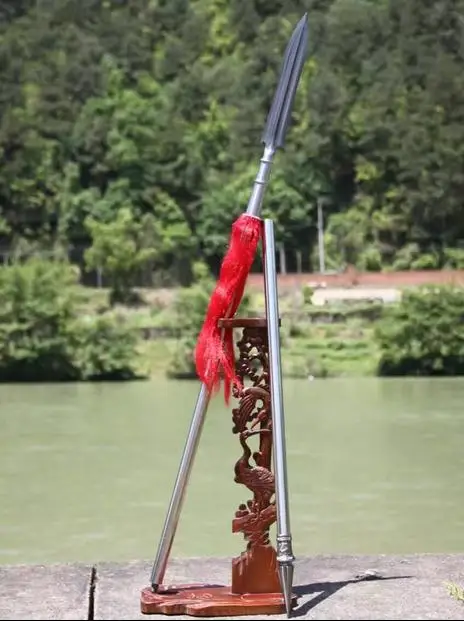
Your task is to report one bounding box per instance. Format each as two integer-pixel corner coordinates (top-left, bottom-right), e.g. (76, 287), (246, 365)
(0, 257), (141, 381)
(375, 286), (464, 376)
(198, 164), (309, 262)
(84, 208), (158, 305)
(4, 0), (464, 276)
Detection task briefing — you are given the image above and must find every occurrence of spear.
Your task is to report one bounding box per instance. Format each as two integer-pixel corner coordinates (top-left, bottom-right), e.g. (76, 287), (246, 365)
(150, 12), (309, 597)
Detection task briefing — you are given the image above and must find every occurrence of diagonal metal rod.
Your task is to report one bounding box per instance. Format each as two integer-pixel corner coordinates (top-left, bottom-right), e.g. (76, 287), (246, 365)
(263, 219), (295, 617)
(150, 383), (210, 589)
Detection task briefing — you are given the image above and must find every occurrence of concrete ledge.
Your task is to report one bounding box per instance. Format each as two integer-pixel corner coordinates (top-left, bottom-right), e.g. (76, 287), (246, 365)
(0, 562), (92, 620)
(1, 554), (464, 620)
(94, 554), (464, 620)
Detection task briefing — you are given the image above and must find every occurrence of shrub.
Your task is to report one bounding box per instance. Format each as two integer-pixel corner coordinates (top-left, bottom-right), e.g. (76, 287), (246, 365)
(375, 286), (464, 376)
(71, 315), (140, 381)
(0, 258), (142, 382)
(301, 284), (314, 307)
(84, 208), (157, 306)
(443, 247), (464, 269)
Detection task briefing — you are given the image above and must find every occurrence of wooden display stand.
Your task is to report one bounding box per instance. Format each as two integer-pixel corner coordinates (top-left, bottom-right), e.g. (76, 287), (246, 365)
(140, 318), (297, 616)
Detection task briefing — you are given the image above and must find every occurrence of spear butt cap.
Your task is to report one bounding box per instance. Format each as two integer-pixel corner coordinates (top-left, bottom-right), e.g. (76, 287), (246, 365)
(278, 562), (295, 618)
(261, 13), (309, 151)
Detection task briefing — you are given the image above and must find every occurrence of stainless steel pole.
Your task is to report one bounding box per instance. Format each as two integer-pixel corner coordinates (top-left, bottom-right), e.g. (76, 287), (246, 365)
(150, 383), (210, 590)
(246, 145), (276, 217)
(263, 219), (295, 617)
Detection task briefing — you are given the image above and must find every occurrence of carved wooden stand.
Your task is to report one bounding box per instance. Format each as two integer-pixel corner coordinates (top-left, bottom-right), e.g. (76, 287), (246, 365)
(141, 318), (297, 616)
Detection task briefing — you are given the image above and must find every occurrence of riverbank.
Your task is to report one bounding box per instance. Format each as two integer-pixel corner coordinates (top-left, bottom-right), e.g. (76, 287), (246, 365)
(76, 273), (464, 380)
(135, 313), (380, 380)
(78, 287), (384, 380)
(2, 553), (463, 619)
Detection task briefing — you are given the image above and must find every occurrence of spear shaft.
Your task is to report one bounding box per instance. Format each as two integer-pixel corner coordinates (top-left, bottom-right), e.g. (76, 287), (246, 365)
(263, 219), (294, 617)
(246, 146), (275, 217)
(150, 384), (210, 589)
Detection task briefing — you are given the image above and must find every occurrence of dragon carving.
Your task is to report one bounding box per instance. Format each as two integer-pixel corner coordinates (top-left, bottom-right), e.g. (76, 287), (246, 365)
(231, 321), (277, 547)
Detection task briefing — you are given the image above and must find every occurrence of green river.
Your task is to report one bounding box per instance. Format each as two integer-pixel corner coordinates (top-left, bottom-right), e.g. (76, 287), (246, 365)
(1, 377), (464, 566)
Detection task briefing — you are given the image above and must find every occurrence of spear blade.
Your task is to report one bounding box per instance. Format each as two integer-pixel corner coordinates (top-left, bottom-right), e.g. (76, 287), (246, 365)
(261, 13), (309, 150)
(246, 13), (309, 218)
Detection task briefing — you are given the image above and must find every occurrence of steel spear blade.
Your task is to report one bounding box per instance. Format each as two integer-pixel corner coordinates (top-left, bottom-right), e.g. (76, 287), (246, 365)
(261, 13), (309, 150)
(245, 13), (309, 218)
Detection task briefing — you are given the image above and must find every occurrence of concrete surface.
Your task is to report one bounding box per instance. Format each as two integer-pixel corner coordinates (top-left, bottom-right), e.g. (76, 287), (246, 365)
(0, 562), (92, 620)
(1, 554), (464, 620)
(94, 554), (464, 620)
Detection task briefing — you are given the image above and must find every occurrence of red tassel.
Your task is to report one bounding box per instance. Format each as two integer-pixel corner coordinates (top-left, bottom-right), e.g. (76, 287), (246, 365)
(195, 214), (262, 403)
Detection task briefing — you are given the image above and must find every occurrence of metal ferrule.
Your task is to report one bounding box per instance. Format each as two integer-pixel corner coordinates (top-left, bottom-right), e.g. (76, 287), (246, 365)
(277, 534), (295, 564)
(246, 145), (276, 218)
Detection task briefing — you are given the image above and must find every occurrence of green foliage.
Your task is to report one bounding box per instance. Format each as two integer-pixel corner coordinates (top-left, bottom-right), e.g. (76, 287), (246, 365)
(443, 248), (464, 269)
(0, 259), (79, 381)
(375, 286), (464, 376)
(84, 208), (157, 305)
(307, 302), (384, 323)
(301, 284), (314, 307)
(358, 245), (382, 272)
(72, 314), (140, 381)
(0, 259), (141, 381)
(392, 244), (439, 271)
(2, 0), (464, 276)
(199, 165), (308, 256)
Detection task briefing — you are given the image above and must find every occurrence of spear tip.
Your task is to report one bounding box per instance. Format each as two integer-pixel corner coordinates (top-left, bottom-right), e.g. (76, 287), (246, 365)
(261, 13), (310, 150)
(279, 562), (295, 618)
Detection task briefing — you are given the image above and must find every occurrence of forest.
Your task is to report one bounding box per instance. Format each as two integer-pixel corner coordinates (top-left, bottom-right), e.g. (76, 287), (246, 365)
(2, 0), (464, 285)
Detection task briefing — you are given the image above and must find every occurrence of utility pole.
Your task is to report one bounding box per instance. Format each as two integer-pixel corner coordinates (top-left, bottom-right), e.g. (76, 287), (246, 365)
(317, 197), (325, 274)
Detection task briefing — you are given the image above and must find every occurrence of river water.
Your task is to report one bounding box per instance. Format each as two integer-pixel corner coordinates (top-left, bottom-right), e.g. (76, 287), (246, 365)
(1, 377), (464, 566)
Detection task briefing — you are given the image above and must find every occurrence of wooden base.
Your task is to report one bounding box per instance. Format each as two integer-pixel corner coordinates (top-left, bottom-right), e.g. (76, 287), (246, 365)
(231, 543), (281, 594)
(140, 584), (297, 617)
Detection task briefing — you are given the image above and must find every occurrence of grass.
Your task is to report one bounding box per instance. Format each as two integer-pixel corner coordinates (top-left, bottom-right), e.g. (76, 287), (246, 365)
(279, 312), (380, 378)
(281, 335), (379, 378)
(447, 582), (464, 603)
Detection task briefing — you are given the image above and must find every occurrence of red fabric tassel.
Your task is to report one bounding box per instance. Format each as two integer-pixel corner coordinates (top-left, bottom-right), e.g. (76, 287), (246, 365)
(195, 213), (262, 403)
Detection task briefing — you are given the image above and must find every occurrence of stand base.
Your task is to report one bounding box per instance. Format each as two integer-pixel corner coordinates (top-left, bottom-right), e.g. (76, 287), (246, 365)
(140, 584), (298, 617)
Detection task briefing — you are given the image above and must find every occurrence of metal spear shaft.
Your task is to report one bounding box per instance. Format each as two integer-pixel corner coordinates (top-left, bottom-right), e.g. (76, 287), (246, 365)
(150, 383), (210, 589)
(263, 219), (295, 617)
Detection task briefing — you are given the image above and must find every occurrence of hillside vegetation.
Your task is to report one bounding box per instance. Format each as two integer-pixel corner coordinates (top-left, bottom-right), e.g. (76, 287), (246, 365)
(1, 0), (464, 283)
